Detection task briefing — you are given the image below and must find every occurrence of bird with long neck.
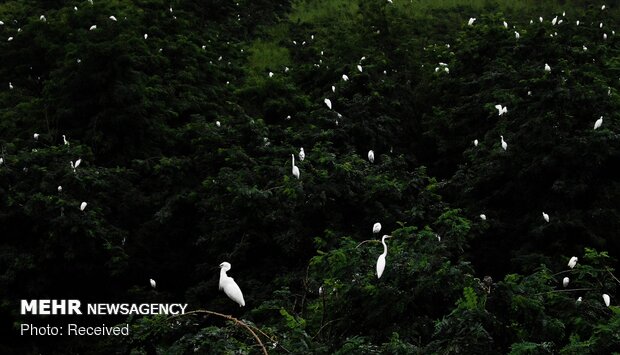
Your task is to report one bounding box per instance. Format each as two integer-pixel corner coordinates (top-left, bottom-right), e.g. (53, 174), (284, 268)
(376, 235), (392, 278)
(291, 154), (300, 179)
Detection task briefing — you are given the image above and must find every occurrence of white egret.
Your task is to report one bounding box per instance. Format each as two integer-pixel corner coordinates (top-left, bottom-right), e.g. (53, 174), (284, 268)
(0, 157), (3, 165)
(299, 148), (305, 161)
(331, 85), (335, 93)
(563, 277), (569, 287)
(602, 5), (606, 10)
(219, 262), (245, 307)
(603, 293), (611, 307)
(583, 45), (588, 51)
(474, 139), (479, 147)
(109, 16), (117, 21)
(604, 33), (608, 40)
(539, 17), (543, 23)
(357, 64), (363, 72)
(144, 33), (148, 39)
(33, 133), (39, 140)
(150, 278), (156, 288)
(63, 134), (69, 145)
(495, 104), (507, 116)
(594, 116), (603, 130)
(376, 235), (392, 279)
(291, 154), (300, 179)
(373, 222), (381, 234)
(576, 20), (580, 26)
(503, 21), (508, 28)
(468, 18), (476, 26)
(368, 150), (375, 163)
(515, 31), (520, 39)
(9, 82), (13, 89)
(58, 186), (62, 192)
(216, 121), (221, 127)
(542, 212), (550, 223)
(342, 74), (349, 81)
(544, 63), (551, 72)
(568, 256), (578, 269)
(40, 15), (46, 22)
(500, 136), (508, 151)
(576, 296), (582, 303)
(89, 25), (97, 30)
(268, 72), (273, 77)
(324, 98), (332, 109)
(552, 16), (558, 25)
(480, 214), (487, 220)
(7, 37), (13, 42)
(80, 202), (87, 211)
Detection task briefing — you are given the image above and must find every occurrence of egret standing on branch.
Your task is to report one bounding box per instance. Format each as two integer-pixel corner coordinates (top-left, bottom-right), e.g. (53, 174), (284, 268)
(299, 148), (305, 161)
(594, 116), (603, 130)
(291, 154), (300, 179)
(542, 212), (550, 223)
(376, 235), (392, 278)
(568, 256), (578, 269)
(500, 136), (508, 151)
(368, 150), (375, 163)
(150, 279), (156, 288)
(373, 222), (381, 234)
(219, 262), (245, 307)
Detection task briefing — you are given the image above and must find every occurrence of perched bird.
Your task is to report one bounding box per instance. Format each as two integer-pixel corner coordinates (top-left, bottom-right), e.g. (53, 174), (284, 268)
(480, 214), (487, 221)
(342, 74), (349, 81)
(299, 148), (305, 161)
(268, 72), (273, 77)
(9, 82), (14, 89)
(373, 222), (381, 234)
(219, 262), (245, 306)
(468, 18), (476, 26)
(109, 15), (117, 21)
(568, 256), (578, 269)
(515, 31), (520, 39)
(368, 150), (375, 163)
(291, 154), (300, 179)
(542, 212), (550, 223)
(563, 277), (570, 287)
(552, 16), (558, 25)
(216, 121), (221, 127)
(150, 279), (156, 288)
(474, 139), (479, 147)
(503, 21), (508, 28)
(324, 98), (332, 109)
(331, 85), (335, 93)
(544, 63), (551, 72)
(376, 235), (392, 278)
(80, 202), (87, 211)
(40, 15), (46, 22)
(57, 186), (62, 192)
(357, 64), (363, 72)
(63, 134), (69, 145)
(500, 136), (508, 151)
(144, 33), (148, 40)
(89, 25), (97, 30)
(603, 293), (611, 307)
(594, 116), (603, 130)
(495, 104), (508, 116)
(33, 133), (39, 140)
(576, 296), (582, 303)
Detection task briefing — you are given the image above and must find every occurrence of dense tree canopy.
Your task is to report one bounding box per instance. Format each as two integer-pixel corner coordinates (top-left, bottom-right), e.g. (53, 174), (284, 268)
(1, 0), (620, 354)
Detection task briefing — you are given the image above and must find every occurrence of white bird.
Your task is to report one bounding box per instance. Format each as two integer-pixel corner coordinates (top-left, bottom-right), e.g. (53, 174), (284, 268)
(62, 134), (69, 145)
(552, 16), (558, 25)
(583, 45), (588, 51)
(144, 33), (148, 40)
(299, 148), (305, 161)
(368, 150), (375, 163)
(216, 121), (221, 127)
(539, 17), (543, 23)
(324, 98), (332, 109)
(373, 222), (381, 234)
(600, 22), (603, 28)
(33, 133), (39, 140)
(542, 212), (550, 223)
(74, 158), (82, 169)
(468, 18), (476, 26)
(515, 31), (520, 39)
(9, 82), (13, 89)
(80, 202), (87, 211)
(563, 277), (570, 287)
(376, 235), (392, 278)
(495, 104), (508, 116)
(150, 278), (156, 288)
(357, 64), (363, 72)
(604, 33), (608, 40)
(602, 5), (606, 10)
(40, 15), (46, 22)
(480, 214), (487, 220)
(576, 20), (580, 26)
(503, 21), (508, 28)
(594, 116), (603, 130)
(568, 256), (578, 269)
(603, 293), (611, 307)
(342, 74), (349, 81)
(219, 262), (245, 306)
(474, 139), (479, 147)
(544, 63), (551, 72)
(0, 157), (3, 165)
(576, 296), (582, 303)
(109, 16), (117, 21)
(89, 25), (97, 30)
(268, 72), (273, 77)
(58, 186), (62, 192)
(331, 85), (335, 93)
(500, 136), (508, 151)
(291, 154), (300, 179)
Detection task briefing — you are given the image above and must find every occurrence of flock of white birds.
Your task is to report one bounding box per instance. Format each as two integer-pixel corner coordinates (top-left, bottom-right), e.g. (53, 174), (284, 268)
(0, 1), (615, 310)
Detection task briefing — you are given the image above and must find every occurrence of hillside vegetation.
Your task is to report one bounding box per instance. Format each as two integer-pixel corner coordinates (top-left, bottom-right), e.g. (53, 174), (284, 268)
(1, 0), (620, 353)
